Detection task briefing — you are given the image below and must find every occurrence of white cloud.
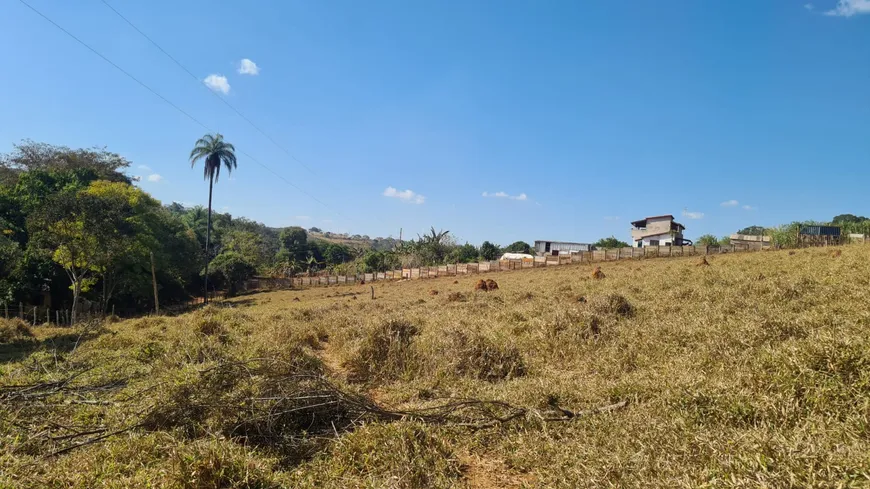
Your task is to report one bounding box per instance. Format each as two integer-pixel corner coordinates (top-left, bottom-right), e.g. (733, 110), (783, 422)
(138, 164), (151, 171)
(825, 0), (870, 16)
(805, 3), (814, 10)
(146, 174), (163, 183)
(295, 215), (311, 221)
(238, 58), (260, 75)
(482, 191), (528, 201)
(204, 74), (230, 94)
(383, 186), (425, 204)
(720, 199), (739, 207)
(682, 209), (704, 219)
(603, 216), (621, 221)
(742, 205), (756, 211)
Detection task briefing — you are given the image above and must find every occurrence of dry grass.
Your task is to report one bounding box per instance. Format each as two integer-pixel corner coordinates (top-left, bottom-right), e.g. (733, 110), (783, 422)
(3, 246), (870, 487)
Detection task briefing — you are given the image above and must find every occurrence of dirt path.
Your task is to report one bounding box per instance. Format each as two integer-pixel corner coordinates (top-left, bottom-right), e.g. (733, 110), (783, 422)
(460, 452), (533, 488)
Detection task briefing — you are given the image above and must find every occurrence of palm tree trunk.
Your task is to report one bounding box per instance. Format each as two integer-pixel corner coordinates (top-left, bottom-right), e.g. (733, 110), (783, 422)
(204, 173), (214, 305)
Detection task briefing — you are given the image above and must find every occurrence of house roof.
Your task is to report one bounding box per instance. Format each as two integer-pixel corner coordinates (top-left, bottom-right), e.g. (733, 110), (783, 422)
(630, 215), (684, 230)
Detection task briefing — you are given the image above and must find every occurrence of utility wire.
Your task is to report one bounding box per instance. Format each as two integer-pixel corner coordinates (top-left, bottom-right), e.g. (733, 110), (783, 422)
(99, 0), (318, 177)
(17, 0), (342, 218)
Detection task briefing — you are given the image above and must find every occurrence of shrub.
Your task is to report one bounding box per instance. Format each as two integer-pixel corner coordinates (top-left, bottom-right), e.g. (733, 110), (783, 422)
(0, 318), (34, 343)
(588, 294), (634, 318)
(346, 319), (419, 383)
(449, 330), (526, 381)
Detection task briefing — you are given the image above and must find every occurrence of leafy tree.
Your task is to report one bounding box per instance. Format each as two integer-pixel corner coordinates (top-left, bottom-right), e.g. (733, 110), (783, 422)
(308, 227), (322, 233)
(503, 241), (533, 254)
(446, 243), (479, 263)
(322, 242), (353, 266)
(29, 190), (133, 323)
(189, 133), (237, 303)
(0, 140), (131, 185)
(207, 251), (255, 297)
(736, 225), (766, 236)
(696, 234), (719, 247)
(719, 235), (731, 246)
(223, 230), (271, 272)
(832, 214), (868, 224)
(479, 241), (500, 261)
(279, 227), (309, 263)
(593, 236), (630, 249)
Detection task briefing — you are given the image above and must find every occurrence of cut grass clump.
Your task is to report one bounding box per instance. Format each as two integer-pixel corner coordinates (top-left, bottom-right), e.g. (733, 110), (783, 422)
(448, 330), (526, 381)
(291, 423), (461, 489)
(588, 294), (634, 318)
(0, 318), (34, 343)
(346, 319), (419, 383)
(170, 440), (284, 489)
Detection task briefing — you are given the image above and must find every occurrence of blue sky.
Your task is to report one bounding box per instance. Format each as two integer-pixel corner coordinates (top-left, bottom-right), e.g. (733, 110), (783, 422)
(1, 1), (868, 245)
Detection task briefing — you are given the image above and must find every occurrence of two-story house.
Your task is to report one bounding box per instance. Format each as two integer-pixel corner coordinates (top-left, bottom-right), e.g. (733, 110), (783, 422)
(630, 215), (688, 248)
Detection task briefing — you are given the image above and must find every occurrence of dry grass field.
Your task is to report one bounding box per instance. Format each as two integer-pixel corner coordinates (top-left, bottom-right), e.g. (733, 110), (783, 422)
(2, 245), (870, 488)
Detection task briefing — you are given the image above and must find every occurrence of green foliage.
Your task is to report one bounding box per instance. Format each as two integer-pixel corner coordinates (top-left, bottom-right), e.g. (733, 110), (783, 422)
(832, 214), (867, 225)
(279, 227), (309, 263)
(207, 251), (256, 297)
(308, 226), (322, 233)
(737, 225), (766, 236)
(696, 234), (719, 247)
(593, 236), (630, 249)
(479, 241), (500, 261)
(719, 235), (731, 246)
(189, 133), (237, 183)
(503, 241), (533, 254)
(445, 243), (479, 263)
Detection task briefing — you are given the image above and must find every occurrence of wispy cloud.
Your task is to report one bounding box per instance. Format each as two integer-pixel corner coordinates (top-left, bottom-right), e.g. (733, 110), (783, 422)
(720, 199), (739, 207)
(805, 3), (814, 10)
(146, 174), (163, 183)
(383, 186), (425, 204)
(295, 215), (311, 221)
(825, 0), (870, 16)
(682, 209), (704, 219)
(238, 58), (260, 75)
(138, 164), (151, 171)
(742, 205), (756, 211)
(204, 74), (230, 94)
(603, 216), (621, 221)
(482, 191), (528, 201)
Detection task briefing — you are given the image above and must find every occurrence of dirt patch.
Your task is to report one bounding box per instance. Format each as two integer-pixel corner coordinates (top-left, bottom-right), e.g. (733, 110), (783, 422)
(474, 279), (488, 291)
(461, 452), (533, 489)
(590, 266), (605, 279)
(447, 292), (465, 302)
(832, 250), (842, 257)
(485, 279), (499, 291)
(429, 290), (439, 296)
(697, 256), (710, 266)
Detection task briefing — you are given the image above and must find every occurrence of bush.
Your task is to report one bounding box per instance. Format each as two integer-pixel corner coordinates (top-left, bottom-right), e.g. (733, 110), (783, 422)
(588, 294), (634, 317)
(346, 319), (419, 383)
(0, 318), (34, 343)
(449, 330), (526, 381)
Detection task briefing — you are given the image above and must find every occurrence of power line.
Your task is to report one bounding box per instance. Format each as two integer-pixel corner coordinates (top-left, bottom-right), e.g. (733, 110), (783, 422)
(17, 0), (342, 218)
(99, 0), (318, 177)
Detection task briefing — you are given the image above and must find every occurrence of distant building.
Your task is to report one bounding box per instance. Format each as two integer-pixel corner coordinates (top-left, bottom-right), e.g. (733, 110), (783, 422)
(630, 215), (688, 247)
(798, 225), (841, 246)
(534, 240), (591, 256)
(730, 233), (771, 250)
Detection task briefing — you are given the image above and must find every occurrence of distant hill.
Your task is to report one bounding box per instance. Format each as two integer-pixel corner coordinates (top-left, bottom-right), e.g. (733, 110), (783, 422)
(308, 231), (398, 252)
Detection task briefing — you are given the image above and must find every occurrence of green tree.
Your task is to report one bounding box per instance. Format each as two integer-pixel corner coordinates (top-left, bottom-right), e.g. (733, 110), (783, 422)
(503, 241), (533, 254)
(279, 227), (309, 263)
(446, 243), (479, 263)
(479, 241), (500, 261)
(322, 242), (352, 266)
(593, 236), (630, 249)
(207, 251), (255, 297)
(696, 234), (719, 247)
(224, 230), (270, 272)
(736, 225), (766, 236)
(189, 133), (237, 304)
(29, 190), (133, 323)
(719, 235), (731, 246)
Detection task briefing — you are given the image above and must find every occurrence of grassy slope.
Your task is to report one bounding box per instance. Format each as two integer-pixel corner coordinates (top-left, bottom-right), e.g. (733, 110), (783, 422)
(2, 246), (870, 488)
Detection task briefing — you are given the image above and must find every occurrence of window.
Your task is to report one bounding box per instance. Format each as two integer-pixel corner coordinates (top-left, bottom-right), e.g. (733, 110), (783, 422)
(649, 239), (660, 246)
(545, 242), (551, 252)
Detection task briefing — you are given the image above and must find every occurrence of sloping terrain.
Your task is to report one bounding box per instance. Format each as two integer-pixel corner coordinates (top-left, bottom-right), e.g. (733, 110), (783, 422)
(2, 246), (869, 488)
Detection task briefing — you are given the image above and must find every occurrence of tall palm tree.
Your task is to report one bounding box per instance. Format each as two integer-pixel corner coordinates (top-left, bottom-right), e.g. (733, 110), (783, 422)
(189, 133), (237, 303)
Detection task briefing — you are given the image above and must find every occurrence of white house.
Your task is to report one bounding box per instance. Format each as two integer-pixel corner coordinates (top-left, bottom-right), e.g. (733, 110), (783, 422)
(630, 215), (689, 248)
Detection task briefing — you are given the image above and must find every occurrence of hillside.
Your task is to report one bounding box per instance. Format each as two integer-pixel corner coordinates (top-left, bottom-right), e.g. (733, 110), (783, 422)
(2, 245), (870, 487)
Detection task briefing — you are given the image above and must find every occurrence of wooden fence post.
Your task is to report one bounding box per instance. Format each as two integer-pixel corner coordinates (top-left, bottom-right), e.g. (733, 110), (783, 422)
(56, 310), (60, 326)
(32, 307), (37, 326)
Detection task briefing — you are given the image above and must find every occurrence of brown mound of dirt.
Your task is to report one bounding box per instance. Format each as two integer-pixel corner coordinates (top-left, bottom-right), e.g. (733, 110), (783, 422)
(474, 279), (488, 291)
(832, 249), (842, 257)
(697, 256), (710, 266)
(453, 280), (459, 284)
(577, 296), (587, 303)
(591, 266), (605, 279)
(429, 290), (439, 296)
(447, 292), (464, 302)
(789, 251), (797, 256)
(485, 279), (499, 291)
(292, 297), (300, 302)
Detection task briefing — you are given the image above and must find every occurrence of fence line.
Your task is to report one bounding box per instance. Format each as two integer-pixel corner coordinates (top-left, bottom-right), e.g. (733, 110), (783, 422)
(245, 243), (766, 292)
